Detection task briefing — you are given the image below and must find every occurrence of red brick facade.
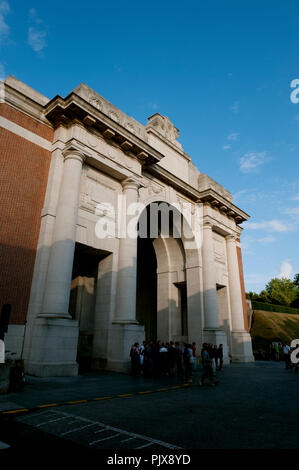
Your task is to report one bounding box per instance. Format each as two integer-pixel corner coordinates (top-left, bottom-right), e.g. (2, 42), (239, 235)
(0, 104), (53, 324)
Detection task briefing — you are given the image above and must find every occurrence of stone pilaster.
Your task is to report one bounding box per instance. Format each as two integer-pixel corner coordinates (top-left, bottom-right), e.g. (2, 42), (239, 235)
(27, 142), (86, 376)
(114, 178), (141, 323)
(202, 222), (219, 329)
(202, 222), (229, 359)
(226, 234), (254, 362)
(40, 147), (85, 317)
(108, 178), (145, 371)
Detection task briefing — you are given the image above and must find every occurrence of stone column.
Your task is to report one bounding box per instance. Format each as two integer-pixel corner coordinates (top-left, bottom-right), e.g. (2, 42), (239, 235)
(202, 222), (229, 360)
(108, 178), (145, 371)
(114, 178), (140, 322)
(226, 234), (254, 362)
(40, 147), (85, 317)
(27, 143), (85, 377)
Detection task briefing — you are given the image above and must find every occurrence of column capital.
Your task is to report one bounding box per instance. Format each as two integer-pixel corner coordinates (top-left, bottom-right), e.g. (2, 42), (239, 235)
(121, 177), (141, 191)
(203, 220), (213, 230)
(62, 140), (88, 163)
(226, 233), (238, 242)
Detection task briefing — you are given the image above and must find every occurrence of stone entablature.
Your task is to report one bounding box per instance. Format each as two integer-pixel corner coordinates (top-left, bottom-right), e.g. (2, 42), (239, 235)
(75, 83), (147, 142)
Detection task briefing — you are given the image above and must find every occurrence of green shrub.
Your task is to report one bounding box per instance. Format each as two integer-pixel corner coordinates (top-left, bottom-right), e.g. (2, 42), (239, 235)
(252, 301), (299, 315)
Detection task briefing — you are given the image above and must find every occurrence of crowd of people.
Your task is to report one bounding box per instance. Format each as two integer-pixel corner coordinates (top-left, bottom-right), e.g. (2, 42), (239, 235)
(129, 340), (224, 385)
(256, 342), (298, 372)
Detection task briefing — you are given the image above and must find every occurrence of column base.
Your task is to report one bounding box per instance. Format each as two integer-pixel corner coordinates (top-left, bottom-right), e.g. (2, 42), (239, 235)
(25, 317), (79, 377)
(107, 322), (145, 372)
(203, 328), (230, 364)
(231, 330), (254, 362)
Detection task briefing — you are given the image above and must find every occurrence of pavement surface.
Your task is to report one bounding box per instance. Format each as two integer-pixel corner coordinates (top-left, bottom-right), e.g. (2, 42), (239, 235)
(0, 361), (298, 453)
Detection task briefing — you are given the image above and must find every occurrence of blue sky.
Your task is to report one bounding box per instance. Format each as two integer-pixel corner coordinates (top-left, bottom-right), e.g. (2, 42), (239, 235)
(1, 0), (299, 292)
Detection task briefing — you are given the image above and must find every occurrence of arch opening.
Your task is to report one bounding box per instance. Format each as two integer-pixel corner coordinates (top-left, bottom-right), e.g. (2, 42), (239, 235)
(136, 202), (195, 343)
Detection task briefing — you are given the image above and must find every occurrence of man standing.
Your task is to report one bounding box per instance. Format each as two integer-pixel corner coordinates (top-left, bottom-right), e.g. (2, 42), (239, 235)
(175, 342), (183, 377)
(273, 343), (280, 361)
(199, 343), (217, 386)
(282, 344), (291, 370)
(191, 342), (197, 371)
(217, 344), (224, 371)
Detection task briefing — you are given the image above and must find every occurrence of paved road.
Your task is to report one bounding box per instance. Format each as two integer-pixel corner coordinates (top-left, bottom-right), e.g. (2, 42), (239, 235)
(0, 362), (298, 451)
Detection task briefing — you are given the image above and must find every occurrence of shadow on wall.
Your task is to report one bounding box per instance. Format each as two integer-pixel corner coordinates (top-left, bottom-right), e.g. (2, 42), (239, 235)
(2, 237), (252, 373)
(0, 243), (36, 325)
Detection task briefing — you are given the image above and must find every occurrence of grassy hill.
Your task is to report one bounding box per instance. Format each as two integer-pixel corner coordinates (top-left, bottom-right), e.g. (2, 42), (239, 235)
(251, 310), (299, 351)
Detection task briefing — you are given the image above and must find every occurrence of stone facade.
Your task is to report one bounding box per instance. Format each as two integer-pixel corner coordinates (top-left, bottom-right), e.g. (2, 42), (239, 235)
(0, 76), (254, 376)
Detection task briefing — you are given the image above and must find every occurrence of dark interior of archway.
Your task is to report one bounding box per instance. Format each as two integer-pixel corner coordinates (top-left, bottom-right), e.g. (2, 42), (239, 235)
(136, 237), (157, 341)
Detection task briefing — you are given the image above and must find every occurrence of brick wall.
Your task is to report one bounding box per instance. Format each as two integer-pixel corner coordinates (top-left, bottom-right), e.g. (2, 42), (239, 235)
(0, 104), (53, 324)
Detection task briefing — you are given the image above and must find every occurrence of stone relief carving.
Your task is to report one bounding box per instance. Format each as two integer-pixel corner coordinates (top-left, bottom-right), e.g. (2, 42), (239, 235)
(80, 170), (117, 213)
(146, 113), (181, 147)
(109, 110), (120, 123)
(89, 94), (104, 112)
(75, 84), (147, 141)
(214, 237), (226, 265)
(139, 179), (165, 201)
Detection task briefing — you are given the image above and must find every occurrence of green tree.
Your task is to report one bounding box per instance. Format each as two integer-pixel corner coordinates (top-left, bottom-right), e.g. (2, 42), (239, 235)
(291, 274), (299, 307)
(247, 290), (272, 303)
(265, 277), (299, 307)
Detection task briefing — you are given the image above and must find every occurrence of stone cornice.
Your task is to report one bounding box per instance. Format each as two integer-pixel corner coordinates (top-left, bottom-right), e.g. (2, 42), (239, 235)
(199, 189), (249, 223)
(44, 92), (164, 166)
(147, 164), (248, 223)
(1, 81), (52, 128)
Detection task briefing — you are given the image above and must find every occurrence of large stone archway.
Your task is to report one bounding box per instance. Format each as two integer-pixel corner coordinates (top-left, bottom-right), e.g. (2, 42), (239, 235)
(135, 201), (203, 346)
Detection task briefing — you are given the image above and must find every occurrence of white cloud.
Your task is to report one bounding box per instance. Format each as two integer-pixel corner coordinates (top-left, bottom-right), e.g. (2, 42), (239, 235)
(227, 132), (239, 141)
(239, 151), (270, 173)
(282, 206), (299, 224)
(244, 219), (293, 233)
(284, 206), (299, 216)
(230, 101), (239, 113)
(27, 8), (47, 53)
(222, 144), (231, 150)
(291, 194), (299, 201)
(278, 259), (293, 279)
(0, 1), (10, 41)
(258, 236), (276, 244)
(28, 27), (46, 52)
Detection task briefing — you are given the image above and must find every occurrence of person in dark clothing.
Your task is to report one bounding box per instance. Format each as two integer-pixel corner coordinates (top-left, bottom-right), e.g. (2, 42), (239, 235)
(217, 344), (224, 370)
(208, 344), (216, 374)
(199, 343), (217, 386)
(175, 342), (183, 377)
(144, 342), (153, 376)
(159, 342), (168, 375)
(183, 344), (192, 379)
(130, 343), (140, 376)
(152, 341), (161, 376)
(168, 341), (176, 376)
